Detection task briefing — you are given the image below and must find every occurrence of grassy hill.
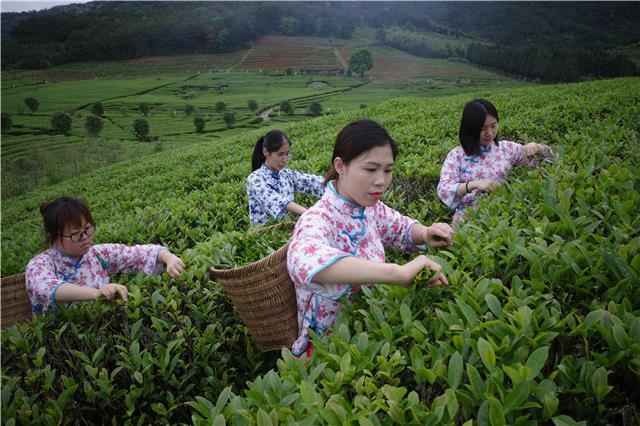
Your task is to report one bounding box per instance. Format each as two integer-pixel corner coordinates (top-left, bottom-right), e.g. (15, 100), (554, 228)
(1, 37), (521, 198)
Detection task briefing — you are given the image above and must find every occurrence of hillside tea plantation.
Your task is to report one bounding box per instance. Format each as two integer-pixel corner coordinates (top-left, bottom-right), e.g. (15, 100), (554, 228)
(1, 77), (639, 425)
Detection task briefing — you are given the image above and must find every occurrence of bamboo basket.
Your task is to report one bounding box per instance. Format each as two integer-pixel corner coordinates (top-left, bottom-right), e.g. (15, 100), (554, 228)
(1, 273), (33, 329)
(209, 222), (298, 352)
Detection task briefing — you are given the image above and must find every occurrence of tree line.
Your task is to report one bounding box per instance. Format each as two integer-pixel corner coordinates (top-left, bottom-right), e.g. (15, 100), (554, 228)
(2, 2), (357, 69)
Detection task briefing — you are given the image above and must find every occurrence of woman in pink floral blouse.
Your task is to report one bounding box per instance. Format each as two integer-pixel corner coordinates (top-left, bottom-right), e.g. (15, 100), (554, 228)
(438, 99), (554, 222)
(26, 196), (185, 314)
(287, 120), (455, 357)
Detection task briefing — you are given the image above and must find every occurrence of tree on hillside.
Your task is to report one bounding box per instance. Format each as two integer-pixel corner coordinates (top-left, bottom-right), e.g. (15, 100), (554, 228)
(349, 49), (373, 77)
(280, 100), (293, 115)
(24, 97), (39, 114)
(308, 102), (322, 117)
(223, 112), (235, 128)
(139, 102), (151, 116)
(247, 99), (258, 113)
(2, 113), (12, 133)
(133, 118), (150, 141)
(90, 101), (104, 116)
(51, 112), (72, 135)
(193, 116), (205, 133)
(279, 16), (300, 35)
(85, 115), (103, 137)
(215, 101), (227, 113)
(184, 104), (194, 116)
(375, 28), (387, 44)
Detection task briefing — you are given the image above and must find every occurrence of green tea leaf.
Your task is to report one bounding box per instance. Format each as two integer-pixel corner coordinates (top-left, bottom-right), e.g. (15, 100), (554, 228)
(447, 351), (463, 390)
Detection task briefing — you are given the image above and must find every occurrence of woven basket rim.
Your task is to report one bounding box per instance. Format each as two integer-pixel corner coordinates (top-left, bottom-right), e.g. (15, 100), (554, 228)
(209, 221), (295, 278)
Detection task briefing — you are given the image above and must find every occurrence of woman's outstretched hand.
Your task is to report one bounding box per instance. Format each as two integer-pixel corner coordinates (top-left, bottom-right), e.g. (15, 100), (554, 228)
(160, 250), (185, 278)
(423, 223), (455, 247)
(398, 255), (449, 288)
(97, 283), (128, 301)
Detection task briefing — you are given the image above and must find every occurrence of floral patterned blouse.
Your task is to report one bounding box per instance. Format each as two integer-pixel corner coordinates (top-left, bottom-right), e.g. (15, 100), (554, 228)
(247, 164), (325, 226)
(25, 244), (165, 314)
(437, 141), (552, 221)
(287, 181), (421, 355)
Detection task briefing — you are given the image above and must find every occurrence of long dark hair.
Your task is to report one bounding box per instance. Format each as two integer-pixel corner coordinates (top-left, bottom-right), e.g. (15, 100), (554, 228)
(251, 130), (291, 171)
(324, 120), (399, 184)
(459, 99), (499, 156)
(39, 196), (94, 246)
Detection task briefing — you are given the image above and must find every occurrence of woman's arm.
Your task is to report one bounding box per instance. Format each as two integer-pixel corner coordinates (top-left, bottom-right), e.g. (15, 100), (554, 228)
(285, 201), (307, 216)
(54, 282), (128, 302)
(313, 255), (447, 287)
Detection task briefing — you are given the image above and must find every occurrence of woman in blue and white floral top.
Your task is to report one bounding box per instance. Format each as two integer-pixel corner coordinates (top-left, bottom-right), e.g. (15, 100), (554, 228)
(247, 130), (325, 226)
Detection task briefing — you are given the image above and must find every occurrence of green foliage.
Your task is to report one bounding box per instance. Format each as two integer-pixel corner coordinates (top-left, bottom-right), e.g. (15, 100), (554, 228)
(138, 102), (150, 116)
(222, 112), (235, 128)
(280, 100), (293, 115)
(50, 111), (72, 135)
(215, 101), (227, 113)
(184, 104), (194, 116)
(133, 118), (149, 140)
(247, 99), (258, 113)
(193, 116), (205, 133)
(2, 77), (639, 424)
(84, 115), (103, 137)
(90, 101), (104, 116)
(308, 101), (322, 117)
(349, 49), (374, 76)
(1, 112), (12, 132)
(24, 97), (39, 113)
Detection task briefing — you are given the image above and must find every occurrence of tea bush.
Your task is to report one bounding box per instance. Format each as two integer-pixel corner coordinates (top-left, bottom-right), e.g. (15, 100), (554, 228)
(2, 77), (639, 425)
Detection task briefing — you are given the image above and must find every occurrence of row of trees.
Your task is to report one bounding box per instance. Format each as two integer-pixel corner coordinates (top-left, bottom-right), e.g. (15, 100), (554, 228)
(465, 43), (638, 83)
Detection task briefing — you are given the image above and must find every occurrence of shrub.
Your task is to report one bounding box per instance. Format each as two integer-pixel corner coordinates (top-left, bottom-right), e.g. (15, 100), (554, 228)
(84, 115), (104, 137)
(193, 116), (205, 133)
(247, 99), (258, 113)
(90, 102), (104, 116)
(360, 104), (368, 109)
(308, 101), (322, 116)
(223, 111), (235, 128)
(24, 97), (39, 113)
(1, 112), (12, 132)
(184, 104), (194, 116)
(215, 101), (227, 113)
(138, 102), (150, 116)
(286, 68), (293, 76)
(133, 118), (149, 140)
(349, 49), (373, 76)
(280, 100), (293, 115)
(50, 112), (72, 135)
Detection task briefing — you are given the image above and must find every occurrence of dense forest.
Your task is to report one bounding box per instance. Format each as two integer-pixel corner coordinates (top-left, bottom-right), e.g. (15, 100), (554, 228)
(2, 1), (639, 82)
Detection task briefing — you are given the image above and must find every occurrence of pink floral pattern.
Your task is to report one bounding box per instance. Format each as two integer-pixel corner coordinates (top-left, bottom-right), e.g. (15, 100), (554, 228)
(287, 181), (420, 355)
(25, 244), (165, 314)
(437, 141), (550, 221)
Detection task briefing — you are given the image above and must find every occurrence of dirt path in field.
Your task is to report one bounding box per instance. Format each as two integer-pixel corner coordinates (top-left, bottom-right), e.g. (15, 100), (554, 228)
(334, 48), (348, 71)
(260, 107), (275, 121)
(227, 48), (252, 71)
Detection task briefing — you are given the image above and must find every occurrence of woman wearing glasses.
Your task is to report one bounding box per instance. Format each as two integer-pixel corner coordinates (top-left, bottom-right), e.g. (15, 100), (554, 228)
(247, 130), (325, 226)
(25, 196), (184, 314)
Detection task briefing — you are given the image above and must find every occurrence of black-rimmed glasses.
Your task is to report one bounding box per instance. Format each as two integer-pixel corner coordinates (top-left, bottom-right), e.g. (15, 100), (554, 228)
(61, 224), (95, 242)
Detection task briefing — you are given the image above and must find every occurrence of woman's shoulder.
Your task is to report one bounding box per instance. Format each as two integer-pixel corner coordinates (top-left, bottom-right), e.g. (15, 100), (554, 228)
(27, 248), (55, 268)
(446, 146), (465, 158)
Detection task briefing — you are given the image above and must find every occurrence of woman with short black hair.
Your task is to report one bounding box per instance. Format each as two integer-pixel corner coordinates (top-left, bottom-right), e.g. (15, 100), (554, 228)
(26, 196), (184, 314)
